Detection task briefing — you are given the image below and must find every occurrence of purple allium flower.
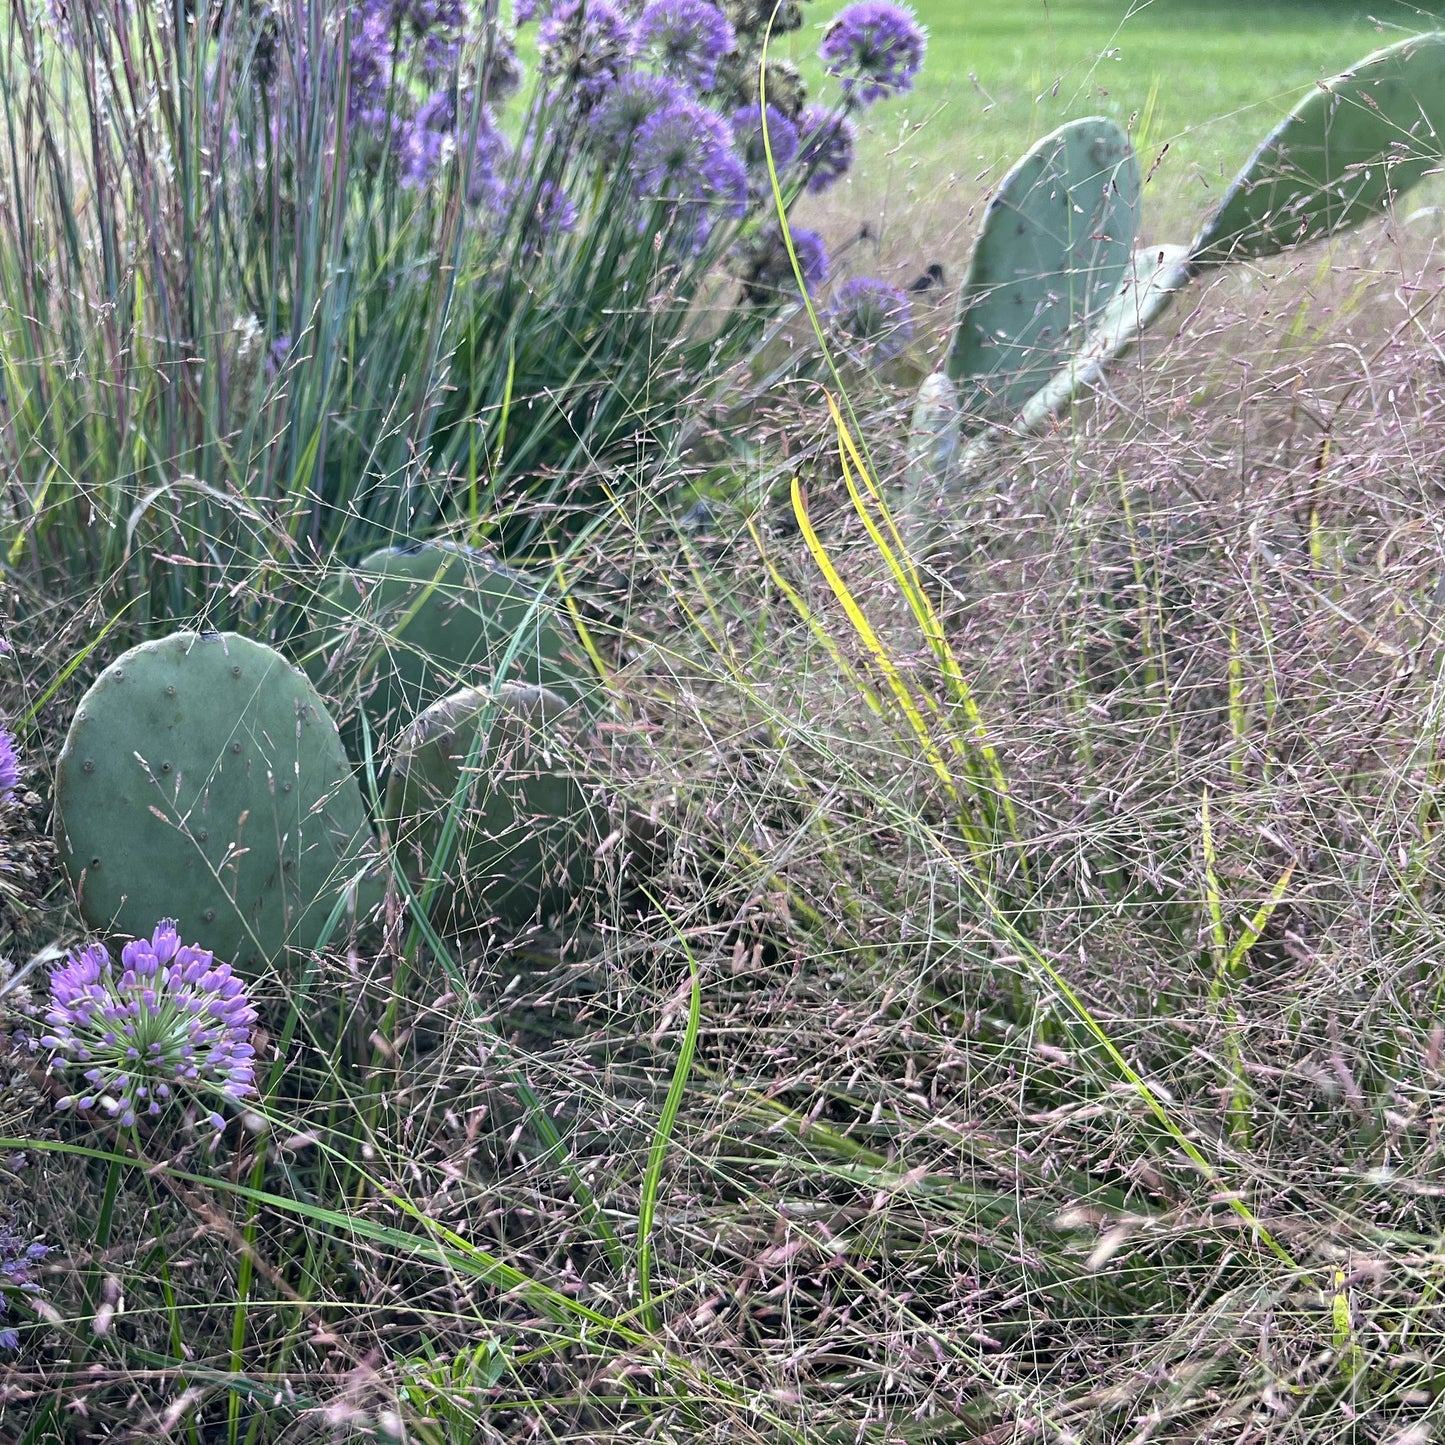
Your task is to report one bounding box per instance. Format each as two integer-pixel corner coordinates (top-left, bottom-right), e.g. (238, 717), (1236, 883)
(630, 97), (748, 250)
(820, 1), (925, 108)
(538, 0), (635, 111)
(738, 224), (829, 302)
(731, 103), (799, 174)
(462, 106), (512, 211)
(0, 1222), (47, 1352)
(788, 226), (829, 293)
(795, 105), (856, 194)
(514, 0), (539, 20)
(345, 0), (399, 131)
(0, 729), (19, 803)
(827, 276), (914, 363)
(635, 0), (735, 91)
(399, 88), (511, 205)
(520, 178), (578, 238)
(401, 87), (458, 186)
(395, 0), (468, 77)
(590, 71), (690, 162)
(41, 922), (258, 1132)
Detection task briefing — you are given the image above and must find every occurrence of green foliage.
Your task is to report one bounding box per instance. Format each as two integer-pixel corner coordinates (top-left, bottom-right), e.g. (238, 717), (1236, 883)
(53, 631), (380, 970)
(0, 0), (791, 633)
(906, 31), (1445, 549)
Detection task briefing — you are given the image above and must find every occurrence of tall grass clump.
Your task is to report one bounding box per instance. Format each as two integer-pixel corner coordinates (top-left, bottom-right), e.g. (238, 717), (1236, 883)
(0, 0), (886, 634)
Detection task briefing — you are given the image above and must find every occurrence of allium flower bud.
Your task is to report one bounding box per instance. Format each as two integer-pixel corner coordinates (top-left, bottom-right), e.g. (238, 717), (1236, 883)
(41, 922), (258, 1131)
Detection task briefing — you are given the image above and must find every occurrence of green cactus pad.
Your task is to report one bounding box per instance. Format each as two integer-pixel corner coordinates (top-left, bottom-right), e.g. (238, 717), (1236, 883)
(902, 372), (965, 555)
(55, 632), (382, 971)
(946, 117), (1141, 421)
(304, 543), (600, 762)
(384, 683), (604, 931)
(1193, 32), (1445, 263)
(1017, 243), (1195, 431)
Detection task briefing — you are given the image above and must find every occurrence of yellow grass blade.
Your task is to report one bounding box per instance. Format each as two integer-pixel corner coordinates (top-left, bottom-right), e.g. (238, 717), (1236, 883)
(791, 476), (962, 811)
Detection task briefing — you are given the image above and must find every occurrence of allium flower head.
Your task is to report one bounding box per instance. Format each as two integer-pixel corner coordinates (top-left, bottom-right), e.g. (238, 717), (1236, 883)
(401, 87), (459, 186)
(738, 224), (828, 302)
(538, 0), (635, 110)
(510, 174), (579, 242)
(42, 922), (258, 1131)
(731, 103), (799, 174)
(820, 1), (925, 107)
(590, 71), (690, 162)
(394, 0), (469, 77)
(629, 96), (748, 251)
(827, 276), (914, 363)
(636, 0), (735, 91)
(795, 105), (856, 193)
(0, 729), (19, 803)
(0, 1222), (47, 1352)
(345, 1), (399, 129)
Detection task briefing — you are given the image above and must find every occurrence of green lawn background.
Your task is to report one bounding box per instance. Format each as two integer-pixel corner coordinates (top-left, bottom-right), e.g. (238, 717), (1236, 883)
(788, 0), (1445, 279)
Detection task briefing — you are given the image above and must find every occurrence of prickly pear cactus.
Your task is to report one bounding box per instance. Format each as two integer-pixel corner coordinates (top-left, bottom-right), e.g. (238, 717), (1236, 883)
(1194, 32), (1445, 264)
(305, 543), (599, 763)
(384, 683), (603, 931)
(947, 116), (1141, 422)
(1016, 242), (1195, 431)
(55, 632), (382, 971)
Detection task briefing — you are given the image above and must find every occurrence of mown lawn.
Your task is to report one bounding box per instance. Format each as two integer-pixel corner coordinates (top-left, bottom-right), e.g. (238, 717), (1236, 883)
(793, 0), (1445, 275)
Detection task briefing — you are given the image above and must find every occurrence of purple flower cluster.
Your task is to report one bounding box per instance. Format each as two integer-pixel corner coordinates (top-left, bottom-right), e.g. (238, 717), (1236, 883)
(42, 922), (258, 1131)
(400, 86), (512, 205)
(739, 224), (828, 302)
(394, 0), (469, 78)
(629, 96), (748, 251)
(0, 1222), (47, 1352)
(590, 72), (689, 161)
(538, 0), (635, 111)
(731, 103), (799, 175)
(827, 277), (914, 363)
(795, 106), (856, 194)
(0, 728), (19, 803)
(516, 178), (578, 239)
(635, 0), (735, 91)
(820, 1), (926, 108)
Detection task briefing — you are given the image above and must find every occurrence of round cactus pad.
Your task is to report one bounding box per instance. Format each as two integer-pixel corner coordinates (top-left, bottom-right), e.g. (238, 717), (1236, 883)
(946, 116), (1140, 421)
(55, 632), (381, 971)
(1193, 32), (1445, 263)
(305, 544), (599, 760)
(384, 683), (603, 931)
